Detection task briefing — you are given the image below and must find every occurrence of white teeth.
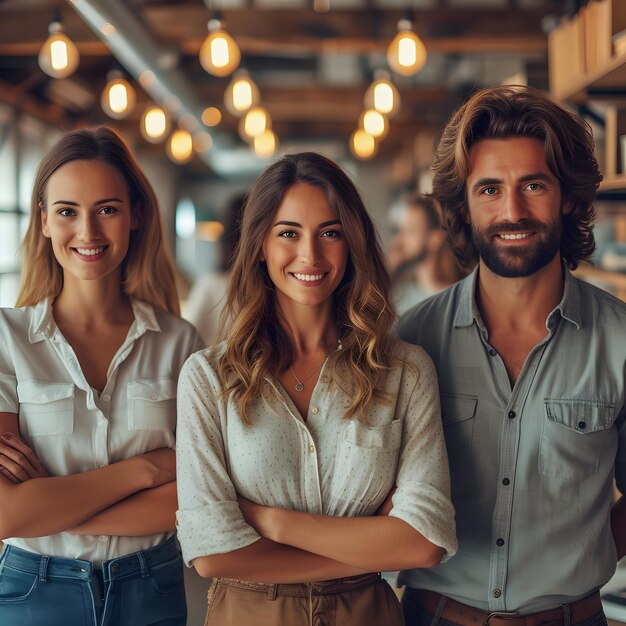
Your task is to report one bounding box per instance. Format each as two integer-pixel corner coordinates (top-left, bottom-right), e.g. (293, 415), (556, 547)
(293, 273), (325, 282)
(500, 233), (530, 240)
(75, 246), (105, 256)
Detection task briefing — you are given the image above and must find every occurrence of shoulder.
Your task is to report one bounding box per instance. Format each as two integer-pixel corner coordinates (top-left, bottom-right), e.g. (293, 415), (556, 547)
(180, 341), (227, 382)
(397, 277), (467, 344)
(574, 276), (626, 320)
(152, 306), (199, 338)
(387, 336), (437, 387)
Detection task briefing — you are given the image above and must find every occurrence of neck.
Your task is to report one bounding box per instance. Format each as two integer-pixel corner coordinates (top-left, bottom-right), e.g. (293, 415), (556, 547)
(53, 271), (133, 328)
(476, 254), (564, 334)
(275, 297), (339, 355)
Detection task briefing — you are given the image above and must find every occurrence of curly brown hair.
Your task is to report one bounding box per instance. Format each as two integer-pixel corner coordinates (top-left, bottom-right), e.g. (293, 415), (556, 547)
(431, 85), (602, 269)
(218, 152), (396, 423)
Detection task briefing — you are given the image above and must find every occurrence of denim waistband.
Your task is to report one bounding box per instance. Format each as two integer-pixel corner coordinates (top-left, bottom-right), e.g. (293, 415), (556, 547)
(1, 535), (180, 584)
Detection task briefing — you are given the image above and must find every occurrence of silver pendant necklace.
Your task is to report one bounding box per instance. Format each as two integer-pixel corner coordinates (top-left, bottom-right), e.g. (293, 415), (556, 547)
(291, 359), (326, 392)
(290, 339), (342, 392)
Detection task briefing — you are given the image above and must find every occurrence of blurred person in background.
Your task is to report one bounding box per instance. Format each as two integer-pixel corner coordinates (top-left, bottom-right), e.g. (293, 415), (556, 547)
(391, 194), (466, 315)
(183, 193), (246, 346)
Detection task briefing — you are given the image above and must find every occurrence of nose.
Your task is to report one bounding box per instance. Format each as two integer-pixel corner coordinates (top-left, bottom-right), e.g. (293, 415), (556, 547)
(502, 188), (529, 223)
(78, 214), (100, 241)
(298, 235), (319, 266)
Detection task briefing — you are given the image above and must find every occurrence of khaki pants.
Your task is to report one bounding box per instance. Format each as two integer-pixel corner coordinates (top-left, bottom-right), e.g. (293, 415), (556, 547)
(204, 572), (405, 626)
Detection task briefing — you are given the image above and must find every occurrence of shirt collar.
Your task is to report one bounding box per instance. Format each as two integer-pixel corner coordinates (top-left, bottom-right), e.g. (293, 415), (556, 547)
(28, 297), (161, 344)
(452, 262), (582, 330)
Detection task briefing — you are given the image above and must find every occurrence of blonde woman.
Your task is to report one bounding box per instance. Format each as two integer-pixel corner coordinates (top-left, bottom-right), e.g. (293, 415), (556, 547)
(176, 152), (457, 626)
(0, 127), (203, 626)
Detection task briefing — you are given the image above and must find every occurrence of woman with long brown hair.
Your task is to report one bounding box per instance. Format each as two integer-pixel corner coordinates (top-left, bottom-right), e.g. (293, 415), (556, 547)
(176, 152), (456, 626)
(0, 127), (202, 626)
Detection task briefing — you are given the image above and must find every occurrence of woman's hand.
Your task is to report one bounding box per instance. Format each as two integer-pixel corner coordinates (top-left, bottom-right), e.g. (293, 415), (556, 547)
(0, 433), (49, 483)
(238, 496), (278, 541)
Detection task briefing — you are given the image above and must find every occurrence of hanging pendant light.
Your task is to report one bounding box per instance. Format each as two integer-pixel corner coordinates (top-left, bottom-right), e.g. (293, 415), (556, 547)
(38, 12), (80, 79)
(359, 109), (389, 140)
(224, 70), (260, 117)
(199, 17), (241, 78)
(254, 129), (278, 158)
(387, 18), (427, 77)
(239, 106), (271, 143)
(364, 71), (400, 118)
(350, 129), (377, 161)
(101, 71), (136, 120)
(140, 106), (170, 143)
(167, 129), (194, 164)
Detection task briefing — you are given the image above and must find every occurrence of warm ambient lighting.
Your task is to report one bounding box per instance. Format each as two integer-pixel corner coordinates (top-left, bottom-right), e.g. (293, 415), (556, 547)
(254, 129), (278, 158)
(140, 106), (169, 143)
(167, 129), (194, 164)
(350, 129), (377, 161)
(364, 71), (400, 118)
(101, 71), (136, 120)
(199, 18), (241, 78)
(360, 109), (388, 139)
(38, 14), (80, 79)
(224, 70), (260, 116)
(239, 106), (271, 142)
(202, 107), (222, 127)
(387, 19), (427, 77)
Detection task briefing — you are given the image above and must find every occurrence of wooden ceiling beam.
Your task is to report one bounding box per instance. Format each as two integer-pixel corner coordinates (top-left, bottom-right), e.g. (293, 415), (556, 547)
(0, 80), (71, 126)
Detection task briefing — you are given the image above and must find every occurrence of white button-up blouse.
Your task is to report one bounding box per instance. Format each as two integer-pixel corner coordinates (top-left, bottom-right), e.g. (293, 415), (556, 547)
(175, 338), (457, 567)
(0, 298), (203, 566)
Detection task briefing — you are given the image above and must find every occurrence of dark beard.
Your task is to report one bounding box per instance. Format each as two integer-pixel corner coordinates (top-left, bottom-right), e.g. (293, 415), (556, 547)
(471, 217), (562, 278)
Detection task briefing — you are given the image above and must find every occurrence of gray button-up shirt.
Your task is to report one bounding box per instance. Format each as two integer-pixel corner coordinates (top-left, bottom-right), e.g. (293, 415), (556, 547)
(398, 266), (626, 613)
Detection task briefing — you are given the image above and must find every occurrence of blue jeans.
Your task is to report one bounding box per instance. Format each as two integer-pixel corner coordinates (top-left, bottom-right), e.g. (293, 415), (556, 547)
(0, 536), (187, 626)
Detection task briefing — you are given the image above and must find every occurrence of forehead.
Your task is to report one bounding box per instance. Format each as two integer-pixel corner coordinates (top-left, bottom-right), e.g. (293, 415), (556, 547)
(46, 160), (129, 201)
(274, 182), (337, 221)
(467, 137), (553, 181)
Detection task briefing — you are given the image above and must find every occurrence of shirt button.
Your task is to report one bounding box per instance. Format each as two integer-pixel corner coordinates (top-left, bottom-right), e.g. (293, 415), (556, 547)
(488, 349), (497, 357)
(311, 407), (319, 415)
(508, 411), (516, 419)
(151, 393), (158, 400)
(496, 538), (505, 547)
(578, 421), (586, 430)
(308, 444), (315, 454)
(502, 478), (510, 486)
(98, 535), (108, 543)
(493, 589), (502, 598)
(102, 394), (111, 402)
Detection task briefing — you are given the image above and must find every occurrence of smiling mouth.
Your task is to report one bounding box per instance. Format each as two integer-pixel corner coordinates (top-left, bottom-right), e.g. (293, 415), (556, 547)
(290, 272), (328, 282)
(497, 232), (533, 241)
(72, 245), (108, 257)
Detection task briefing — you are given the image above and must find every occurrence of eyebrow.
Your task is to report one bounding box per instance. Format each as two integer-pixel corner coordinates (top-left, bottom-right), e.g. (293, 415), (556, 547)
(51, 197), (124, 206)
(273, 220), (342, 228)
(470, 173), (553, 194)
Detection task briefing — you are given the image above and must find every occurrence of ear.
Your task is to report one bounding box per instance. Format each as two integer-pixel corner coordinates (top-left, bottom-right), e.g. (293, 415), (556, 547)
(428, 229), (446, 253)
(40, 203), (51, 238)
(562, 198), (573, 215)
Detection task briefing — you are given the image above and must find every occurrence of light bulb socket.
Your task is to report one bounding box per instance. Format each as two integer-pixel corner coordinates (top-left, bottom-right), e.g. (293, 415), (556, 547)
(397, 18), (413, 31)
(208, 17), (223, 32)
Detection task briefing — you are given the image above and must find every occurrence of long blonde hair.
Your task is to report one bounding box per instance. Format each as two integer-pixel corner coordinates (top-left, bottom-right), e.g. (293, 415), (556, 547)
(16, 127), (180, 314)
(219, 152), (396, 423)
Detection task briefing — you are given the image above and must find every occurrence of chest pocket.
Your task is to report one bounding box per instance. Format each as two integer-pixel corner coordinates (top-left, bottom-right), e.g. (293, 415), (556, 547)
(127, 378), (176, 433)
(441, 393), (477, 482)
(539, 398), (615, 480)
(330, 419), (403, 514)
(17, 381), (75, 437)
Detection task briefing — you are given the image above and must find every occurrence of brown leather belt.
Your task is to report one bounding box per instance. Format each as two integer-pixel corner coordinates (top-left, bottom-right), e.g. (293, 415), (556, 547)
(413, 590), (604, 626)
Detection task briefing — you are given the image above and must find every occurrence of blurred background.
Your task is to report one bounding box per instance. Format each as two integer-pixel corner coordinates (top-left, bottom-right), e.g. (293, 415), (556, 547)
(0, 0), (599, 310)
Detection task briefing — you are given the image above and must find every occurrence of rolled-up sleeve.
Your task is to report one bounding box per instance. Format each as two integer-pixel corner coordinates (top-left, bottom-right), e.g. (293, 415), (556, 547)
(389, 346), (458, 562)
(175, 352), (260, 566)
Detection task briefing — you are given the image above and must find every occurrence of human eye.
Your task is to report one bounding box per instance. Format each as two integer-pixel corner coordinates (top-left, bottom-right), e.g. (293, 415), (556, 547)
(525, 182), (543, 192)
(321, 229), (342, 238)
(278, 230), (298, 239)
(56, 208), (76, 217)
(98, 205), (118, 215)
(480, 187), (498, 196)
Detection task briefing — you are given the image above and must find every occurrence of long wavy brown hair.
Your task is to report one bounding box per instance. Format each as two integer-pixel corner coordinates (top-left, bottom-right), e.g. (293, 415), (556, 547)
(431, 85), (602, 269)
(16, 127), (180, 314)
(219, 152), (396, 423)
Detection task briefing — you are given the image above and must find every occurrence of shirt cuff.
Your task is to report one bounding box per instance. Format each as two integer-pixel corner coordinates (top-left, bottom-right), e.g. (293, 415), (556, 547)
(176, 501), (261, 567)
(389, 483), (458, 563)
